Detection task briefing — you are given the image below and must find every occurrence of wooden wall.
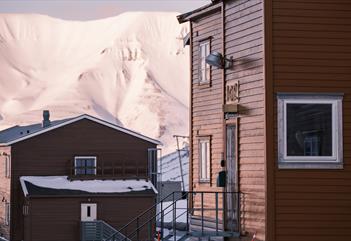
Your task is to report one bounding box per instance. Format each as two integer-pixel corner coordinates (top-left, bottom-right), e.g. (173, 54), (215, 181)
(0, 146), (11, 240)
(224, 0), (265, 239)
(191, 8), (224, 194)
(10, 119), (156, 241)
(26, 196), (155, 241)
(271, 1), (351, 240)
(190, 0), (265, 239)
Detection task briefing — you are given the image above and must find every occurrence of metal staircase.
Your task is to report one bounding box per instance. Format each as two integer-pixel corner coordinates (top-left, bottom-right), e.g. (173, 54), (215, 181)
(81, 220), (131, 241)
(104, 191), (241, 241)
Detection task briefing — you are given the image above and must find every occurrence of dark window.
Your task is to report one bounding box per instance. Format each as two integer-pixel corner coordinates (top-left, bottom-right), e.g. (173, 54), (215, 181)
(287, 104), (332, 157)
(87, 206), (91, 217)
(277, 94), (343, 169)
(75, 157), (97, 175)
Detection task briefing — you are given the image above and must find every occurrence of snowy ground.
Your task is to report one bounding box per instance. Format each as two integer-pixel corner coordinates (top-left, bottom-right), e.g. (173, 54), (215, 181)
(0, 12), (189, 154)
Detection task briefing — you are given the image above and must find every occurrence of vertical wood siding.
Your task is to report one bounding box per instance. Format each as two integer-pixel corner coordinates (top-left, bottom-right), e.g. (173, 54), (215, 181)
(190, 0), (265, 239)
(0, 146), (11, 240)
(225, 0), (265, 239)
(272, 1), (351, 240)
(10, 119), (156, 241)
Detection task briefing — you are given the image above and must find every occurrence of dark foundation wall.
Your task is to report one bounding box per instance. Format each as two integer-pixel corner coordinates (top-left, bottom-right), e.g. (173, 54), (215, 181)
(10, 119), (157, 241)
(26, 195), (155, 241)
(270, 1), (351, 240)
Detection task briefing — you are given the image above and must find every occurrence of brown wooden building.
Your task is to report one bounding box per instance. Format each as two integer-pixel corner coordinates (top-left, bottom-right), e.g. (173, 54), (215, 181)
(178, 0), (351, 240)
(0, 111), (160, 241)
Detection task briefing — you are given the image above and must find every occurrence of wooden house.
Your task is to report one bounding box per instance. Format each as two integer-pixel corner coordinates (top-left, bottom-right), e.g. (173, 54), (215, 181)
(178, 0), (351, 240)
(0, 111), (160, 241)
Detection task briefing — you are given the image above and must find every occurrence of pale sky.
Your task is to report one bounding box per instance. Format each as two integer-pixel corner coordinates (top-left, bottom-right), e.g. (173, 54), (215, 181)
(0, 0), (210, 20)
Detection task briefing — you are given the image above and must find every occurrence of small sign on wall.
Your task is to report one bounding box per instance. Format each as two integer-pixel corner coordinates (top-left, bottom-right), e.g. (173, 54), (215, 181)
(224, 80), (239, 113)
(226, 80), (239, 104)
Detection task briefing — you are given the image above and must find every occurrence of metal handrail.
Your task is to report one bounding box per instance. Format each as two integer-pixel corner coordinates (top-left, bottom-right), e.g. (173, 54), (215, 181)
(106, 191), (242, 241)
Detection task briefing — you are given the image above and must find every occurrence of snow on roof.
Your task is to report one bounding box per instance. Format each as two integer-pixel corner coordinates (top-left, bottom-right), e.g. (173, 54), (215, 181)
(0, 114), (161, 146)
(20, 176), (158, 197)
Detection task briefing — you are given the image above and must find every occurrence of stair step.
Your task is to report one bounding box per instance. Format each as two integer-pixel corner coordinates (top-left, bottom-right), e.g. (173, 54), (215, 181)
(190, 216), (224, 232)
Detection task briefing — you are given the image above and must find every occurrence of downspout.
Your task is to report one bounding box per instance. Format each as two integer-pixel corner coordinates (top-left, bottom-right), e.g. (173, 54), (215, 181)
(189, 21), (194, 210)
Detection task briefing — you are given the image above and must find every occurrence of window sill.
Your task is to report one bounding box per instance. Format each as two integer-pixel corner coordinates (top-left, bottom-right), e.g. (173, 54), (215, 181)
(278, 162), (343, 169)
(198, 82), (211, 88)
(199, 179), (210, 184)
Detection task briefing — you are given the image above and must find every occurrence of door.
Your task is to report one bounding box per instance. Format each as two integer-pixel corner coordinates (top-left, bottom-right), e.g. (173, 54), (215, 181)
(81, 203), (97, 221)
(225, 125), (239, 232)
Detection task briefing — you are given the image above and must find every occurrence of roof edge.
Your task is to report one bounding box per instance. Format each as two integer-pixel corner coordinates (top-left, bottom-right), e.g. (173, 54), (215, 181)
(177, 2), (222, 23)
(1, 114), (161, 146)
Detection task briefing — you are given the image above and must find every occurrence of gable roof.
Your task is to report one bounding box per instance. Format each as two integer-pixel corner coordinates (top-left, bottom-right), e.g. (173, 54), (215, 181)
(0, 114), (161, 146)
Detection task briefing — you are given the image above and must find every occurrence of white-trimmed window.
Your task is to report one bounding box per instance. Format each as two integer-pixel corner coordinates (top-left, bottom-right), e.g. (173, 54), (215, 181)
(199, 138), (211, 182)
(278, 94), (343, 169)
(5, 202), (10, 226)
(74, 156), (97, 175)
(5, 156), (10, 178)
(199, 40), (210, 84)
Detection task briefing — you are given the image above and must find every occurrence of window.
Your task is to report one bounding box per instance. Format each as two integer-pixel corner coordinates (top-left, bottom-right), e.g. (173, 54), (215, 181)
(199, 138), (210, 182)
(278, 94), (343, 169)
(74, 156), (97, 175)
(199, 40), (210, 84)
(5, 156), (10, 178)
(5, 202), (10, 226)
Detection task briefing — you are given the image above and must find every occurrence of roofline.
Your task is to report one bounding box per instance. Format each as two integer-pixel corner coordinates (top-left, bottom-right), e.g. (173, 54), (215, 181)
(25, 193), (157, 199)
(177, 2), (222, 23)
(20, 177), (29, 197)
(0, 114), (161, 146)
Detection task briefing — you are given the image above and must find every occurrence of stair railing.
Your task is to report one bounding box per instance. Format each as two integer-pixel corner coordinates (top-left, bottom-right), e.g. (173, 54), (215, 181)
(106, 191), (242, 241)
(81, 220), (130, 241)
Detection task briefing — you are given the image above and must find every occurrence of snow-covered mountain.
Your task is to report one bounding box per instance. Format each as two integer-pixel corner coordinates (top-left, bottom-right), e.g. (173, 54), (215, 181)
(0, 12), (189, 153)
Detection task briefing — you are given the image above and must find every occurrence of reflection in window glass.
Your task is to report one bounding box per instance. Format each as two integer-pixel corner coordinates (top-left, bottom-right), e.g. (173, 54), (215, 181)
(287, 104), (332, 157)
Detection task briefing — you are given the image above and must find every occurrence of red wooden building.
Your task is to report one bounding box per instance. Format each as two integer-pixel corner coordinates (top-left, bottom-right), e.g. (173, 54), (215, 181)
(178, 0), (351, 240)
(0, 111), (160, 241)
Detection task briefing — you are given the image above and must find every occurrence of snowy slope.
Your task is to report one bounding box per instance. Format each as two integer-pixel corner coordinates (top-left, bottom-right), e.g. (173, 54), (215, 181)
(159, 147), (189, 190)
(0, 12), (189, 153)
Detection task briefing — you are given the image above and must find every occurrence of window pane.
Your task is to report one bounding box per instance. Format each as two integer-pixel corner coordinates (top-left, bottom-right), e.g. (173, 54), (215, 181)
(287, 104), (332, 156)
(199, 41), (210, 83)
(206, 142), (210, 179)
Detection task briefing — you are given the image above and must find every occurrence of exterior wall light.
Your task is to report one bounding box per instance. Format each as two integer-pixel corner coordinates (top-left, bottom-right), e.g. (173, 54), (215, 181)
(205, 52), (234, 69)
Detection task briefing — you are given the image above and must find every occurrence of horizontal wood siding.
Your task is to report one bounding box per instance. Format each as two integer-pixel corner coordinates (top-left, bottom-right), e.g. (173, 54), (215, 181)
(10, 119), (156, 241)
(225, 0), (265, 239)
(0, 146), (11, 240)
(27, 196), (155, 241)
(191, 8), (224, 196)
(272, 1), (351, 240)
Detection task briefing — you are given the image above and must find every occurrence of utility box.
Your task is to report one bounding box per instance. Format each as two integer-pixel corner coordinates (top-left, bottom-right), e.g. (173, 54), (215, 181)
(217, 171), (226, 187)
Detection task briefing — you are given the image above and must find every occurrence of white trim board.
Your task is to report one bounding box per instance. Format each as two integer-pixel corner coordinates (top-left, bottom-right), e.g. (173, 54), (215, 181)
(0, 114), (161, 146)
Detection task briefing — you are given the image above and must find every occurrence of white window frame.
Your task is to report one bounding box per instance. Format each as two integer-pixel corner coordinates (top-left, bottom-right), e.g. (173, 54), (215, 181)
(5, 202), (10, 226)
(199, 138), (211, 182)
(199, 40), (211, 84)
(278, 94), (343, 169)
(74, 156), (97, 175)
(5, 155), (10, 178)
